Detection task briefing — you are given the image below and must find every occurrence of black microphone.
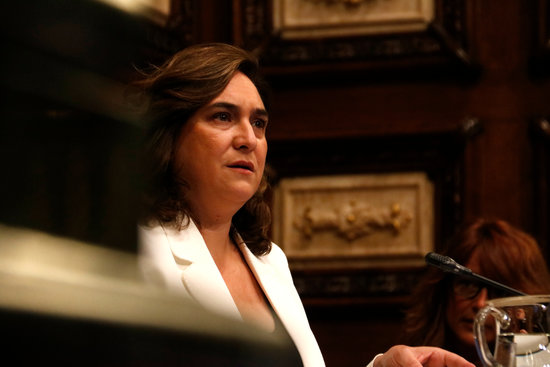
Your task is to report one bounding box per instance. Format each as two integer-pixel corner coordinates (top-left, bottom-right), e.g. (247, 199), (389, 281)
(425, 252), (527, 296)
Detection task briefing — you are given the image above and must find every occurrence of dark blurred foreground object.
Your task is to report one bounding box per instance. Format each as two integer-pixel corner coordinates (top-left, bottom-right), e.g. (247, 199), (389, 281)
(0, 0), (183, 253)
(0, 223), (302, 366)
(0, 2), (302, 365)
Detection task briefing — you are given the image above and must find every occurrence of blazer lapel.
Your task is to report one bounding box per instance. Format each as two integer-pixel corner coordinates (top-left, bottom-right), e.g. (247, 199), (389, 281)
(240, 244), (302, 329)
(239, 242), (324, 367)
(165, 222), (241, 320)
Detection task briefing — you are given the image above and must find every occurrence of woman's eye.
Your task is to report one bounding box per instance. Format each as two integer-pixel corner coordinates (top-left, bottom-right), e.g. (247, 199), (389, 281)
(214, 112), (231, 121)
(252, 119), (267, 129)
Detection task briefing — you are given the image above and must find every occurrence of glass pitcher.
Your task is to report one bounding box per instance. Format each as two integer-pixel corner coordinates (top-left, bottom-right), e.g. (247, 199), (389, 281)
(474, 295), (550, 367)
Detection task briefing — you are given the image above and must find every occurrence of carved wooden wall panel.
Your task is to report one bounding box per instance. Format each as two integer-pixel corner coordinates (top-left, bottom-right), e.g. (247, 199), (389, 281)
(266, 119), (482, 303)
(234, 0), (478, 77)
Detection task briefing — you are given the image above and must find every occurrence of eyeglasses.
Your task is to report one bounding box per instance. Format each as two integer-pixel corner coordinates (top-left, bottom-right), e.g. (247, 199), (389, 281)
(452, 278), (512, 300)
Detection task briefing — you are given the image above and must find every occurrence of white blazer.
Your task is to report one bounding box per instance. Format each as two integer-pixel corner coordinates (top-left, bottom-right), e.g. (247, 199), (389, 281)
(138, 220), (326, 367)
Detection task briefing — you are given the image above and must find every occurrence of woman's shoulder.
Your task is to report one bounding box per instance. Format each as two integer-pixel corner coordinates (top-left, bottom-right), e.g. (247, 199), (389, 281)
(138, 221), (165, 237)
(138, 219), (197, 245)
(138, 222), (166, 248)
(262, 242), (288, 263)
(256, 242), (293, 282)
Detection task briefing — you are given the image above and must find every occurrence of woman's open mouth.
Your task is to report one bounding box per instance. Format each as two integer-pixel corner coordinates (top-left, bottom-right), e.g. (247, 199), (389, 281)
(228, 161), (254, 172)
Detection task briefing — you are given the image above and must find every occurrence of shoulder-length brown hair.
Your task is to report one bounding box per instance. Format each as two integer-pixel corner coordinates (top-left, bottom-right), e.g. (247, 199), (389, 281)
(403, 218), (550, 347)
(134, 43), (272, 256)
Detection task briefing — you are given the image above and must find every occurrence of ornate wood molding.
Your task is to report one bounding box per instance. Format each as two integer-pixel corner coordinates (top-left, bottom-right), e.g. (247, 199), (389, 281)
(138, 0), (196, 66)
(532, 117), (550, 263)
(234, 0), (478, 77)
(530, 0), (550, 77)
(266, 120), (482, 302)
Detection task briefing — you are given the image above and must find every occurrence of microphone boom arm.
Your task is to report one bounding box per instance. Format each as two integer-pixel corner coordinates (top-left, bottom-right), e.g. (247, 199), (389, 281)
(425, 252), (527, 297)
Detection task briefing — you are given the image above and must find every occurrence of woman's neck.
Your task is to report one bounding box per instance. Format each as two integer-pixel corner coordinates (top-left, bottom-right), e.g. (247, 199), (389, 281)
(197, 219), (234, 270)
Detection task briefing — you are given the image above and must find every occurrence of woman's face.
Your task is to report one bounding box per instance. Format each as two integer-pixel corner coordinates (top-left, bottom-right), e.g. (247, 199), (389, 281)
(174, 71), (268, 219)
(445, 253), (493, 347)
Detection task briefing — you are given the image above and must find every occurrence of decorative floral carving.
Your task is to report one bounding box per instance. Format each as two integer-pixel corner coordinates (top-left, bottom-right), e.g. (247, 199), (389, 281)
(305, 0), (367, 6)
(294, 200), (413, 241)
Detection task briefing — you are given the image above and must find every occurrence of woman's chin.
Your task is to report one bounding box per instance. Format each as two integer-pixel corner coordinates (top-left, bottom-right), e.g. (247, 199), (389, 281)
(226, 187), (258, 206)
(456, 330), (477, 347)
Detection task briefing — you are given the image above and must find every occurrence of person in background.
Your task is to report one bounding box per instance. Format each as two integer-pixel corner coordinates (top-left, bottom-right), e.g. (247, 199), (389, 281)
(135, 42), (476, 367)
(403, 218), (550, 366)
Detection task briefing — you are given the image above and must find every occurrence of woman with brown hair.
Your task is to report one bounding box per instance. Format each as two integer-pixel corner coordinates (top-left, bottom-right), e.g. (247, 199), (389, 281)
(403, 218), (550, 366)
(136, 42), (477, 367)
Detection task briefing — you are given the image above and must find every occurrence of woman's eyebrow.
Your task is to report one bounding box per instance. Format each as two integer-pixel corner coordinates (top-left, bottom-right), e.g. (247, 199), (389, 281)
(254, 108), (269, 119)
(210, 102), (237, 110)
(209, 102), (268, 118)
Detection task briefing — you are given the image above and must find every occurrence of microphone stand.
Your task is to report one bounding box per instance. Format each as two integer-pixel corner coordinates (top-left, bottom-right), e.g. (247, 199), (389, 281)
(425, 252), (527, 296)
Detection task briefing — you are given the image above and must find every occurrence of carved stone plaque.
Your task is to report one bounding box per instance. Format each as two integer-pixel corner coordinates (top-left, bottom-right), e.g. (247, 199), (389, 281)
(272, 172), (434, 269)
(273, 0), (435, 39)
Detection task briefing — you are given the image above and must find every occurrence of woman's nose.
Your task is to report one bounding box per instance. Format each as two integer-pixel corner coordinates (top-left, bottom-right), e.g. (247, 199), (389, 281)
(472, 288), (489, 312)
(233, 120), (257, 151)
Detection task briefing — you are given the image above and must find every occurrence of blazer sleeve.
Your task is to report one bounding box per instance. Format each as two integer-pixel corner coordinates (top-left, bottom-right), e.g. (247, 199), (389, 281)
(367, 354), (383, 367)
